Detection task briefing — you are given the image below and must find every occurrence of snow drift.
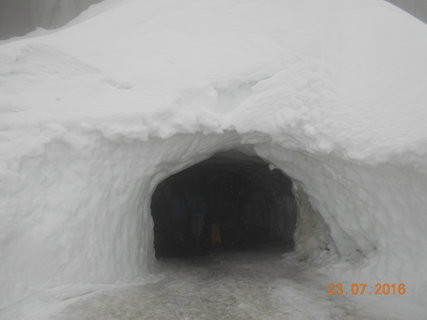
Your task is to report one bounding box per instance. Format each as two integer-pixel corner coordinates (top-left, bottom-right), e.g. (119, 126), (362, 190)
(1, 0), (427, 317)
(0, 0), (425, 41)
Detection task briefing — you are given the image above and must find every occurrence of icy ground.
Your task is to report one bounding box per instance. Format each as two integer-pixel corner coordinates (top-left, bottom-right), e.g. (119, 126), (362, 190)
(52, 248), (393, 320)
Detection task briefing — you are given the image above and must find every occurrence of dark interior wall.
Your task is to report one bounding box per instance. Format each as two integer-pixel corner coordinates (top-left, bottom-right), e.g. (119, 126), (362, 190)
(151, 151), (297, 257)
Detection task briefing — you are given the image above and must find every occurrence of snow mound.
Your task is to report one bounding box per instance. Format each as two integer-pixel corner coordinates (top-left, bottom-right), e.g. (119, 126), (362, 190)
(1, 0), (427, 318)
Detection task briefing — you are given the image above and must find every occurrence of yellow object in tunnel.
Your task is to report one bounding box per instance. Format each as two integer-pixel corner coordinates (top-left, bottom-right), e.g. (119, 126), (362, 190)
(211, 223), (222, 245)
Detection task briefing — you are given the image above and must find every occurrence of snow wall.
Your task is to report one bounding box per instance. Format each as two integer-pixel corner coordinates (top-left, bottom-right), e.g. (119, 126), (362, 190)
(2, 126), (427, 313)
(3, 128), (426, 307)
(1, 0), (427, 314)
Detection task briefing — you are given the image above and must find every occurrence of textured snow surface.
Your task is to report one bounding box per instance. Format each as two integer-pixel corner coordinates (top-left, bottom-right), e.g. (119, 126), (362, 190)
(1, 0), (427, 319)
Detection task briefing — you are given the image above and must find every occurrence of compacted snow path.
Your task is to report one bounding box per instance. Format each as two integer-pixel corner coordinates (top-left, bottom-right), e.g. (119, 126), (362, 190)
(52, 248), (389, 320)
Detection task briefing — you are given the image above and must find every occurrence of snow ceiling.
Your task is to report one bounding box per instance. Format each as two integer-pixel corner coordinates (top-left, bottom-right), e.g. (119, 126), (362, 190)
(1, 0), (427, 314)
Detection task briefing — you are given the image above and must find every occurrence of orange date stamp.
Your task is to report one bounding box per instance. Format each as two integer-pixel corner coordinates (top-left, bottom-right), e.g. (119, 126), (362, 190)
(328, 283), (406, 295)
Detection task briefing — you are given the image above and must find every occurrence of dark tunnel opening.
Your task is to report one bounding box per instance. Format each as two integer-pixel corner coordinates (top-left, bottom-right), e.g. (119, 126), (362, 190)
(150, 151), (297, 258)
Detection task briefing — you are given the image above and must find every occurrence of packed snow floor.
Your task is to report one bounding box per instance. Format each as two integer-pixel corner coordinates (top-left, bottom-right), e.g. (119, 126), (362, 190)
(51, 247), (394, 320)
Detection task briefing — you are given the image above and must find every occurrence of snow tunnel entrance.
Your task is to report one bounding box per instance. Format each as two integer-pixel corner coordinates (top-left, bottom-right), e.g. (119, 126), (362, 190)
(151, 150), (297, 257)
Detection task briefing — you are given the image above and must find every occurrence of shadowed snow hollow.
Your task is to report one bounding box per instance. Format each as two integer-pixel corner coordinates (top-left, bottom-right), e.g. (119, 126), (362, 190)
(1, 0), (427, 319)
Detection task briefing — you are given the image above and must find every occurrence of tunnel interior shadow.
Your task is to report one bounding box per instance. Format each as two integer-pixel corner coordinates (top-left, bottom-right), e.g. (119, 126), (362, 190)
(151, 151), (297, 258)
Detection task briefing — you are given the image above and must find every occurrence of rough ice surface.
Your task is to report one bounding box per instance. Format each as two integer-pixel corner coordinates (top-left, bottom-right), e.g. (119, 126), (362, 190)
(0, 0), (427, 319)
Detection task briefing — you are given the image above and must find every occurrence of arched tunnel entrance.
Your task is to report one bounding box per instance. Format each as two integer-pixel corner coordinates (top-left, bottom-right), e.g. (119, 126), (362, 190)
(151, 150), (297, 257)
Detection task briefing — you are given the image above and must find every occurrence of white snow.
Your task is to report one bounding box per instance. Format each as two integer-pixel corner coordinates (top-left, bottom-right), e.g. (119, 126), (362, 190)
(1, 0), (427, 319)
